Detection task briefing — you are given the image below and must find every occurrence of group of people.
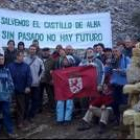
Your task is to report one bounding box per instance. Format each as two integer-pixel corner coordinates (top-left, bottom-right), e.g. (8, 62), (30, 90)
(0, 37), (137, 138)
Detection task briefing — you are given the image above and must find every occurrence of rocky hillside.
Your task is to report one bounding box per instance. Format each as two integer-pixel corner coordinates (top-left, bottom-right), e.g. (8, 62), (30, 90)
(0, 0), (140, 44)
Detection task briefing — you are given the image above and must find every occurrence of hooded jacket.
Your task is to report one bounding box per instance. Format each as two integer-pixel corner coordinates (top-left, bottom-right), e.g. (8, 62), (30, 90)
(8, 61), (32, 93)
(0, 66), (14, 102)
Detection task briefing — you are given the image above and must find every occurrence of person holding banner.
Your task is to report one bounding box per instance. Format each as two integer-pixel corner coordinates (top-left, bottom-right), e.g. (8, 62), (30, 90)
(80, 47), (105, 90)
(77, 48), (105, 115)
(55, 49), (75, 125)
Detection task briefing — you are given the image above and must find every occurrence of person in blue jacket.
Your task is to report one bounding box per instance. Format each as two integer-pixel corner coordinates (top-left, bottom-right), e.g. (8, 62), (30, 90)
(105, 46), (131, 124)
(8, 51), (32, 129)
(0, 53), (18, 139)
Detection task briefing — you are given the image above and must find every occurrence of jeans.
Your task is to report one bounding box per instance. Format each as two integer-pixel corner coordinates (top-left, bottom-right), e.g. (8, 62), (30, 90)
(56, 100), (74, 122)
(0, 101), (13, 134)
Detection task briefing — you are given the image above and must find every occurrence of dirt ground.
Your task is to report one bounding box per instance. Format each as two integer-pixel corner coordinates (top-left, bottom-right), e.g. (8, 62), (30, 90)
(0, 109), (130, 139)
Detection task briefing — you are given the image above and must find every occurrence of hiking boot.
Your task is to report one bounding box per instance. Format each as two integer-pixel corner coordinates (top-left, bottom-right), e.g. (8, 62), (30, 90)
(56, 121), (65, 126)
(98, 122), (107, 134)
(8, 133), (18, 139)
(77, 120), (91, 131)
(17, 123), (24, 129)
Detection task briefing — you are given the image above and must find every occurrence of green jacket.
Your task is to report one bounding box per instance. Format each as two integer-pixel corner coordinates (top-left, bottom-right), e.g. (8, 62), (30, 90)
(43, 57), (55, 84)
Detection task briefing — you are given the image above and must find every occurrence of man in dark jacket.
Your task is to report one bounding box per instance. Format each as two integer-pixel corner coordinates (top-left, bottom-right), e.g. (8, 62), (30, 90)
(55, 49), (75, 124)
(5, 40), (17, 66)
(40, 48), (55, 112)
(8, 51), (32, 129)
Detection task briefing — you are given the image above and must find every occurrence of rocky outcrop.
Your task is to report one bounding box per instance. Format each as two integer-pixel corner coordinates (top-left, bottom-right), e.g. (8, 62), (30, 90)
(0, 0), (140, 44)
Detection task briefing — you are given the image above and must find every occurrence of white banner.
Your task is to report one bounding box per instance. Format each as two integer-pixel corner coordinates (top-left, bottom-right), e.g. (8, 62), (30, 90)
(0, 9), (112, 49)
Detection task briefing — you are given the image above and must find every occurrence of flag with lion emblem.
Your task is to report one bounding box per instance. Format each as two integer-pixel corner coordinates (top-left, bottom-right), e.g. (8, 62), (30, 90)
(52, 66), (98, 101)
